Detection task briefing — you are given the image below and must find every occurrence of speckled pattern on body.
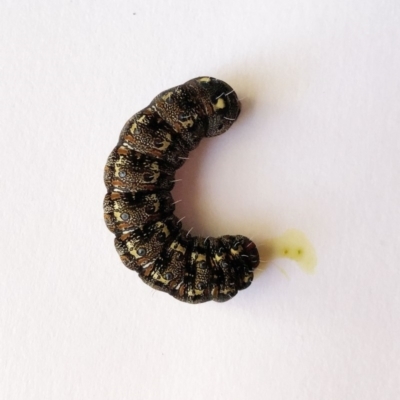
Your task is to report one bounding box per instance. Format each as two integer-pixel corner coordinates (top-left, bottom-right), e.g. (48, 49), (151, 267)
(103, 77), (260, 303)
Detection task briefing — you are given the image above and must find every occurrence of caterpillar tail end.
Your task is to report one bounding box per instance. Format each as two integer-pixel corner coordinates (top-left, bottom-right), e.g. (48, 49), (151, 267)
(243, 238), (260, 271)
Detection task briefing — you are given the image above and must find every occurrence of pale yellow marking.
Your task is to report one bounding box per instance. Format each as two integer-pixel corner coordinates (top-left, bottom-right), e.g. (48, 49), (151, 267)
(196, 254), (206, 262)
(150, 171), (160, 182)
(116, 156), (129, 172)
(188, 288), (203, 296)
(148, 194), (160, 212)
(181, 119), (194, 128)
(261, 229), (317, 274)
(126, 241), (141, 257)
(154, 132), (172, 151)
(114, 212), (125, 221)
(191, 252), (206, 262)
(150, 162), (160, 172)
(148, 162), (160, 182)
(112, 200), (122, 211)
(129, 122), (138, 134)
(152, 271), (169, 284)
(198, 77), (211, 83)
(230, 246), (242, 256)
(219, 288), (234, 295)
(180, 113), (198, 129)
(137, 115), (147, 123)
(212, 98), (225, 111)
(114, 164), (123, 177)
(214, 254), (223, 262)
(162, 226), (171, 239)
(170, 243), (186, 255)
(154, 221), (170, 239)
(161, 92), (173, 101)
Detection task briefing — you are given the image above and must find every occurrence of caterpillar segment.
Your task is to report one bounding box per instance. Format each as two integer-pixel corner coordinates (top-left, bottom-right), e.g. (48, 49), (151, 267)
(104, 146), (176, 194)
(118, 108), (190, 169)
(103, 191), (175, 234)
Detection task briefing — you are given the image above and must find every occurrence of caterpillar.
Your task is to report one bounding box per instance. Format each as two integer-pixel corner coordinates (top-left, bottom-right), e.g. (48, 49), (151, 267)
(103, 77), (260, 303)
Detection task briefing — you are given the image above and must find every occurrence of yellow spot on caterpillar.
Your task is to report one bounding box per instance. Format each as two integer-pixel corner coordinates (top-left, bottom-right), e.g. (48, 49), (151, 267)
(129, 122), (138, 133)
(261, 229), (317, 274)
(219, 288), (234, 295)
(154, 221), (171, 239)
(114, 212), (125, 221)
(231, 247), (242, 256)
(198, 77), (211, 83)
(162, 92), (173, 101)
(150, 171), (160, 182)
(152, 271), (169, 284)
(156, 138), (170, 151)
(212, 98), (225, 111)
(180, 118), (194, 129)
(170, 243), (186, 255)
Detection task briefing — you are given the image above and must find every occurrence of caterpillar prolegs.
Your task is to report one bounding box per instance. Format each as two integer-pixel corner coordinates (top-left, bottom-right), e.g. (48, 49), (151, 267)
(103, 77), (260, 303)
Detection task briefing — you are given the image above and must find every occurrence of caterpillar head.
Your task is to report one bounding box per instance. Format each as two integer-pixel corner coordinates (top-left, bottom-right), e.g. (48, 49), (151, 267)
(193, 76), (241, 137)
(152, 77), (241, 143)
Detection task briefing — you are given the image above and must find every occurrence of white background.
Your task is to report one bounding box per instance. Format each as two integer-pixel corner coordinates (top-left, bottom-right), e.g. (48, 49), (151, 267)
(1, 0), (400, 399)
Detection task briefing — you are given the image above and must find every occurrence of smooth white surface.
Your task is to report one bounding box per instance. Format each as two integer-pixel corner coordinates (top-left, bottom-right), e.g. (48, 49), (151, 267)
(1, 0), (400, 399)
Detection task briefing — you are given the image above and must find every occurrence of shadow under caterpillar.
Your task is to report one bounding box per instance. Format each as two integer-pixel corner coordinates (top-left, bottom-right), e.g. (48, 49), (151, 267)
(103, 77), (260, 303)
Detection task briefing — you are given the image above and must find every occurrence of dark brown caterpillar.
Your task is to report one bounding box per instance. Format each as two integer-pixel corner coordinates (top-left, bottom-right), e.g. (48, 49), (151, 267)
(104, 77), (259, 303)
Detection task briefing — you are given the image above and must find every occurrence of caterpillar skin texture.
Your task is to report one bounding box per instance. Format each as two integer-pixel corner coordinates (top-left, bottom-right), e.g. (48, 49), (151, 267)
(104, 77), (260, 303)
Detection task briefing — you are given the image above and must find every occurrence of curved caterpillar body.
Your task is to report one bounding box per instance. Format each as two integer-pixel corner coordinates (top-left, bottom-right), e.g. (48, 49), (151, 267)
(104, 77), (259, 303)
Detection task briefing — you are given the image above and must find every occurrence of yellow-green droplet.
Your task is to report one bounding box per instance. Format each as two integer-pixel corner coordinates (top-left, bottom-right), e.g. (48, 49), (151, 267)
(262, 229), (317, 274)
